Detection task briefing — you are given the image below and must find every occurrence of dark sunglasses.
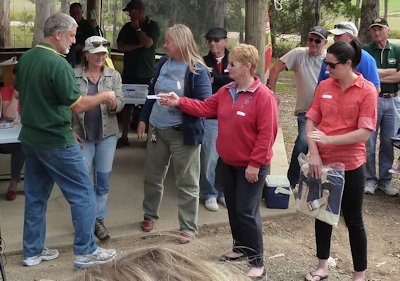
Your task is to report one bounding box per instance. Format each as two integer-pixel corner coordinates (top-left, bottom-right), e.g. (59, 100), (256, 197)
(308, 37), (322, 44)
(323, 59), (344, 69)
(92, 41), (110, 48)
(207, 38), (222, 43)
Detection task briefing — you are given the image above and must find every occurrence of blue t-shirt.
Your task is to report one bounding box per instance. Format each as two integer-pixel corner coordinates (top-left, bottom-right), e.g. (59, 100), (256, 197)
(318, 49), (380, 88)
(150, 58), (187, 129)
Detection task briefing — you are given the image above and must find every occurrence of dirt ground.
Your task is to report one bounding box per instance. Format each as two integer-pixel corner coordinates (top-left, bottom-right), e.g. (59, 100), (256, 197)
(2, 87), (400, 281)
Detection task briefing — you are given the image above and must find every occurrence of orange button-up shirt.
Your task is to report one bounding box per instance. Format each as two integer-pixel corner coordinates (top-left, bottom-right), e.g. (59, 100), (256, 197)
(306, 74), (377, 170)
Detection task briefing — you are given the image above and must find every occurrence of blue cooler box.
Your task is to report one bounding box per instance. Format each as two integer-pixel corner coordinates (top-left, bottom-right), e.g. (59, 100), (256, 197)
(264, 175), (291, 209)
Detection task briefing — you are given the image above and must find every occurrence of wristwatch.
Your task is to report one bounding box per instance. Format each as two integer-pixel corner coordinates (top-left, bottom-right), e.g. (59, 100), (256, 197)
(136, 28), (142, 32)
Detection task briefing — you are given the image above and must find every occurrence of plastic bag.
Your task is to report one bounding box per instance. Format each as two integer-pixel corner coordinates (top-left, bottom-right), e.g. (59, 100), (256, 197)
(295, 153), (345, 227)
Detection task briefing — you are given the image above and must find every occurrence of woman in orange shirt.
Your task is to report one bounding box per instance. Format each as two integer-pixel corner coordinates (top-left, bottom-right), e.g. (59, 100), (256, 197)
(305, 39), (377, 281)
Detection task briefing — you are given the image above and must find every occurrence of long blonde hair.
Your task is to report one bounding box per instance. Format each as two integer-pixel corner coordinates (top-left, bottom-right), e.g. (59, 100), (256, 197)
(68, 246), (249, 281)
(165, 24), (210, 74)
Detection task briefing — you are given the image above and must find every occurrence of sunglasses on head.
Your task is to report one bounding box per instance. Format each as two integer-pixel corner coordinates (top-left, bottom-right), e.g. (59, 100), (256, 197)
(323, 59), (345, 69)
(308, 37), (322, 44)
(334, 23), (349, 29)
(207, 38), (222, 43)
(91, 41), (110, 48)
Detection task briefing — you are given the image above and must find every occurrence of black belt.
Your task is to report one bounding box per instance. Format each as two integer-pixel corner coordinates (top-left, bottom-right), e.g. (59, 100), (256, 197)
(379, 92), (398, 98)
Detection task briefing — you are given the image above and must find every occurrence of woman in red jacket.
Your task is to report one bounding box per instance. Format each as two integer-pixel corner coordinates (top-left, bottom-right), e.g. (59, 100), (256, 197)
(159, 43), (278, 279)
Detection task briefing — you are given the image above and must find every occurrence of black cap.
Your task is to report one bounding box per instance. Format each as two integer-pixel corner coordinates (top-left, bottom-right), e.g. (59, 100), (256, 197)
(309, 26), (328, 40)
(122, 0), (144, 11)
(369, 18), (389, 28)
(205, 27), (228, 40)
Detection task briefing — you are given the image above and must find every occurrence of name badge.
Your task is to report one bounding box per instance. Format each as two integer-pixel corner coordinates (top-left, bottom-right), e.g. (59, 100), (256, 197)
(322, 94), (332, 99)
(237, 111), (246, 116)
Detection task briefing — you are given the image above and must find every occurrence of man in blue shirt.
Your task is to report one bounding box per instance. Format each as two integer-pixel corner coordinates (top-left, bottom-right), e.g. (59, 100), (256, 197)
(318, 21), (381, 93)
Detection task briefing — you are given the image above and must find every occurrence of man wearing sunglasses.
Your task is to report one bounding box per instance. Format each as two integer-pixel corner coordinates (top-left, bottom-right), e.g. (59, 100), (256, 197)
(200, 27), (233, 211)
(268, 26), (328, 189)
(318, 21), (380, 92)
(362, 18), (400, 196)
(117, 0), (160, 148)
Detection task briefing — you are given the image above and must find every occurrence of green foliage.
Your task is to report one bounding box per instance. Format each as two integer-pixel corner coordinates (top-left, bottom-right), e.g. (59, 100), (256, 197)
(273, 39), (299, 58)
(225, 0), (245, 32)
(389, 29), (400, 40)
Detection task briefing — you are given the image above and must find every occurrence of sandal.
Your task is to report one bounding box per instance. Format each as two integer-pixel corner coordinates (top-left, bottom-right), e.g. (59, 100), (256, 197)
(304, 271), (328, 281)
(219, 252), (245, 261)
(178, 231), (193, 244)
(140, 218), (154, 232)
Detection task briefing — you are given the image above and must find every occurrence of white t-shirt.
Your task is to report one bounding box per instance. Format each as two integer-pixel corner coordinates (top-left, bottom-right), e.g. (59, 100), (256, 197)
(280, 47), (326, 115)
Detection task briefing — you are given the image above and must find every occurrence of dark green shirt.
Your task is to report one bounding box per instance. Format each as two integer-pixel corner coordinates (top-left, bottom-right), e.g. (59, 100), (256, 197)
(117, 17), (160, 82)
(363, 41), (400, 94)
(15, 42), (82, 148)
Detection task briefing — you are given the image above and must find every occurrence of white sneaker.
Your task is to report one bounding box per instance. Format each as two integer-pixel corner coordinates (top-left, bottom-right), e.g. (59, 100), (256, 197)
(74, 247), (116, 268)
(205, 197), (219, 211)
(23, 248), (59, 266)
(364, 182), (376, 195)
(378, 184), (399, 196)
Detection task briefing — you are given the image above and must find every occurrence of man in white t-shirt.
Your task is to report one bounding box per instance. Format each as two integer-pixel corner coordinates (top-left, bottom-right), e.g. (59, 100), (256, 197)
(268, 26), (328, 188)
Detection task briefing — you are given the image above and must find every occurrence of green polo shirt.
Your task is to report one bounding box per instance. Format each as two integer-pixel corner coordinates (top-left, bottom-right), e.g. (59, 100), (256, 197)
(15, 42), (82, 148)
(363, 41), (400, 94)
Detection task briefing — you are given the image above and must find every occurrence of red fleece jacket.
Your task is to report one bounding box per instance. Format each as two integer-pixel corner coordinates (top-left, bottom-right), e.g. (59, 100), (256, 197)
(179, 77), (278, 168)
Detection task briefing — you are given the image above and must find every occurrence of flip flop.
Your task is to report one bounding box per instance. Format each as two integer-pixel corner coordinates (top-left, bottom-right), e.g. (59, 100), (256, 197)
(219, 253), (245, 262)
(304, 271), (328, 281)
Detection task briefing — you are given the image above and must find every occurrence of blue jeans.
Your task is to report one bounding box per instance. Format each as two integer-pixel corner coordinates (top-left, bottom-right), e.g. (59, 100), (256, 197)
(366, 97), (399, 186)
(287, 113), (308, 187)
(199, 119), (223, 199)
(81, 135), (117, 220)
(22, 143), (97, 257)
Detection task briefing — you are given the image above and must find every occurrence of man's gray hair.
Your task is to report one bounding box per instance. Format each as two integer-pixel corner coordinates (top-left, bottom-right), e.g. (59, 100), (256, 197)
(43, 12), (77, 37)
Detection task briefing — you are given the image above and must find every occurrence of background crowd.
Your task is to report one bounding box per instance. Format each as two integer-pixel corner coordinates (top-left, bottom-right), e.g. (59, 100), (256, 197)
(0, 0), (399, 280)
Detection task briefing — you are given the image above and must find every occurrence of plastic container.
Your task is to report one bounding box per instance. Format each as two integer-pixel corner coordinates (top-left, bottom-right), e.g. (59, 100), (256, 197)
(122, 84), (149, 104)
(264, 175), (292, 209)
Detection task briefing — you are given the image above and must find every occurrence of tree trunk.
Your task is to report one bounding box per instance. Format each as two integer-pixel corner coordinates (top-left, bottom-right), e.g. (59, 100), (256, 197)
(60, 0), (69, 14)
(359, 0), (379, 45)
(213, 0), (226, 27)
(0, 0), (11, 48)
(384, 0), (388, 19)
(245, 0), (265, 82)
(300, 0), (315, 46)
(111, 0), (120, 45)
(354, 0), (362, 29)
(32, 0), (56, 46)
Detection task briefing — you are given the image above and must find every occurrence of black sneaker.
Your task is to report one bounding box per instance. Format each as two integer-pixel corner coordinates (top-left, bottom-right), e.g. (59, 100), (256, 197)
(116, 137), (130, 148)
(95, 219), (110, 240)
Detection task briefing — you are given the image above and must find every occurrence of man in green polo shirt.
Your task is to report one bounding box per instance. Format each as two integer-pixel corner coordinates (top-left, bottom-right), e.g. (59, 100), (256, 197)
(15, 12), (117, 268)
(363, 18), (400, 196)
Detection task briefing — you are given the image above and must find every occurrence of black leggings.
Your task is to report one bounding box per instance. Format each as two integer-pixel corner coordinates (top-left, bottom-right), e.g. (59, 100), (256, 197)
(315, 165), (367, 272)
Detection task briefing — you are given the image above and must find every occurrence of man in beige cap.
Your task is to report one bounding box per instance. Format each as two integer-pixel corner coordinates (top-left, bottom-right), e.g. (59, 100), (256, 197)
(363, 18), (400, 196)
